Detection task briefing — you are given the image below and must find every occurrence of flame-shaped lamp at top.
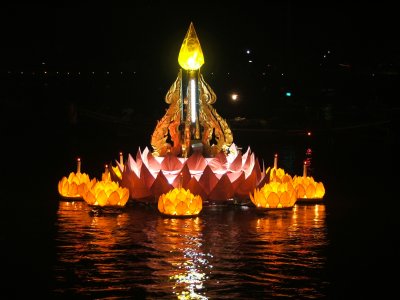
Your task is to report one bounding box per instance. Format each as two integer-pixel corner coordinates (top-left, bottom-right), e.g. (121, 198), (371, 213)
(249, 181), (297, 209)
(58, 158), (96, 199)
(158, 188), (202, 217)
(178, 22), (204, 71)
(293, 175), (325, 200)
(82, 180), (129, 207)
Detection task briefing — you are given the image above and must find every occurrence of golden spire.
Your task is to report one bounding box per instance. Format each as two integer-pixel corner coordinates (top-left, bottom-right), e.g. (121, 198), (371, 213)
(178, 22), (204, 70)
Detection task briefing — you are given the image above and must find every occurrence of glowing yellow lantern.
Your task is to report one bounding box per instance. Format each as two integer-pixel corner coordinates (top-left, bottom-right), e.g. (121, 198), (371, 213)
(249, 181), (297, 209)
(268, 154), (293, 184)
(293, 176), (325, 200)
(158, 188), (202, 217)
(82, 180), (129, 207)
(58, 158), (96, 199)
(293, 162), (325, 202)
(178, 22), (204, 70)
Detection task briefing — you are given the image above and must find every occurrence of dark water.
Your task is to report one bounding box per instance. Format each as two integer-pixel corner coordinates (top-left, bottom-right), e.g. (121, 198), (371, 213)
(54, 202), (328, 299)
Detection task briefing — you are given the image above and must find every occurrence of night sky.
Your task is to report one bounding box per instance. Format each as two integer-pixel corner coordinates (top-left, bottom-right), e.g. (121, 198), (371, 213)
(2, 2), (398, 70)
(1, 1), (399, 119)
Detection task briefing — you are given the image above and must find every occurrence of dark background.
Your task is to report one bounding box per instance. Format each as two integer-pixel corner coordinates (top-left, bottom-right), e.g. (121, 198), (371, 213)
(1, 1), (399, 298)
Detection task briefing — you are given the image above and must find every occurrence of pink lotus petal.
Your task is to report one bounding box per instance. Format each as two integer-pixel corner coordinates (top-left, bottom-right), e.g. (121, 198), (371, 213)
(199, 165), (219, 194)
(161, 153), (183, 171)
(208, 173), (234, 201)
(235, 170), (257, 199)
(186, 151), (207, 171)
(151, 171), (173, 201)
(186, 177), (207, 202)
(140, 163), (155, 189)
(229, 152), (243, 172)
(208, 152), (228, 172)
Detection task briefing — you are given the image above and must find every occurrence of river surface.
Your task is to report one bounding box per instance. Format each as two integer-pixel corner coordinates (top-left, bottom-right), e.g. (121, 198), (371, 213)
(53, 201), (328, 299)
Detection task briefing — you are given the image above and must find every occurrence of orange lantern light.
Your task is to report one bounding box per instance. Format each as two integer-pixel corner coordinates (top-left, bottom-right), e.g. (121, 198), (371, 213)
(249, 181), (297, 209)
(58, 158), (96, 199)
(292, 161), (325, 203)
(268, 154), (293, 184)
(158, 188), (202, 217)
(293, 175), (325, 200)
(82, 180), (129, 207)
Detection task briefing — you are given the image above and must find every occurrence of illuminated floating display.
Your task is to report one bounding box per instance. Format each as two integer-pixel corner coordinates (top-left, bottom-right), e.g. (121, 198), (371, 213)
(56, 23), (327, 214)
(107, 152), (124, 182)
(119, 144), (267, 203)
(58, 158), (96, 200)
(249, 181), (297, 210)
(151, 22), (233, 158)
(158, 187), (202, 217)
(268, 154), (293, 184)
(293, 162), (325, 203)
(82, 180), (129, 207)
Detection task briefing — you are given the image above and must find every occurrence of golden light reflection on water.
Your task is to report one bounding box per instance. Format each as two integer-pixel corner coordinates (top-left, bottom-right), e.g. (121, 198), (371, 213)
(148, 217), (211, 299)
(55, 202), (328, 298)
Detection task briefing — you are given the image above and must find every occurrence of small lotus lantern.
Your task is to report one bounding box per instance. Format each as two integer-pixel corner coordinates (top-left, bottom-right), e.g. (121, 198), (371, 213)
(293, 162), (325, 202)
(249, 181), (297, 209)
(82, 179), (129, 207)
(269, 154), (293, 184)
(58, 158), (96, 199)
(158, 187), (202, 217)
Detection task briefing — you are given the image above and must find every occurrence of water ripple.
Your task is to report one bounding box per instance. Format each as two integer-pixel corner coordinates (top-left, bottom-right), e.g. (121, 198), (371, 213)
(53, 202), (329, 299)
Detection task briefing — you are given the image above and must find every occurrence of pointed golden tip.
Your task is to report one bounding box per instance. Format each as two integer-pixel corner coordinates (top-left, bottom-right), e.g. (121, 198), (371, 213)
(178, 22), (204, 70)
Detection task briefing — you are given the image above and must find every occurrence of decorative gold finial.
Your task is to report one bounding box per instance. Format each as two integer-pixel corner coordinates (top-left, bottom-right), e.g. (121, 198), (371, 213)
(178, 22), (204, 70)
(151, 23), (233, 157)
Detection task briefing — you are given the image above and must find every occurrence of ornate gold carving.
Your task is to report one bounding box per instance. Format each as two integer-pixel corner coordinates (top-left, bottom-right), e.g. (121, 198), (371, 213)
(151, 70), (182, 156)
(151, 70), (233, 157)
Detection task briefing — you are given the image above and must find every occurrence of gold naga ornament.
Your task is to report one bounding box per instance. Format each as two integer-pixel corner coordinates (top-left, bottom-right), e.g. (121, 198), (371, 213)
(158, 187), (203, 217)
(151, 22), (233, 158)
(58, 158), (96, 199)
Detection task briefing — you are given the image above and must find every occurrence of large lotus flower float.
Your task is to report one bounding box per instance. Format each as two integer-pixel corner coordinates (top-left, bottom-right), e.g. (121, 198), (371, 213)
(58, 158), (96, 200)
(158, 187), (202, 217)
(293, 162), (325, 203)
(111, 144), (267, 204)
